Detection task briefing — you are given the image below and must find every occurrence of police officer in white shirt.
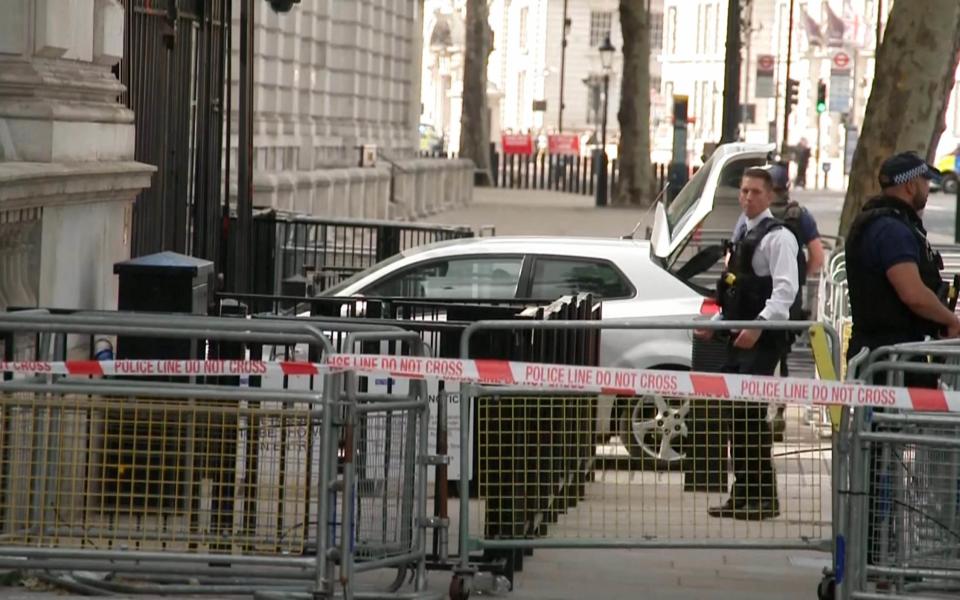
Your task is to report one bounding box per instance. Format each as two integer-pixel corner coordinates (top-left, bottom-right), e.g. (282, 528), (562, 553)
(695, 166), (803, 521)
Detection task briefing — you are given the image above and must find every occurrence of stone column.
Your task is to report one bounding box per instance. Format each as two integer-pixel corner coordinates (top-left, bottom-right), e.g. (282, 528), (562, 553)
(0, 0), (155, 311)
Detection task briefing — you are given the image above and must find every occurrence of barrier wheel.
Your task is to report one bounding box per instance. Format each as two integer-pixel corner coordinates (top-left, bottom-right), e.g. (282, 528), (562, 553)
(817, 575), (835, 600)
(449, 574), (470, 600)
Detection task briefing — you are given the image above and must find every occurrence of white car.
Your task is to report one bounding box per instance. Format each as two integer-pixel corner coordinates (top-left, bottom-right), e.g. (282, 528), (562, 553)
(324, 143), (775, 461)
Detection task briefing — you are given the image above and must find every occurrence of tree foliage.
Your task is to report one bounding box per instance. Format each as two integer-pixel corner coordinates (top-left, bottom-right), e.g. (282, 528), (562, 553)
(839, 1), (960, 235)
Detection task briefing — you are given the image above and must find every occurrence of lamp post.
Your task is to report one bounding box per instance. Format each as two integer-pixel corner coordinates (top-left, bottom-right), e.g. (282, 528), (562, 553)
(559, 0), (570, 131)
(596, 34), (615, 207)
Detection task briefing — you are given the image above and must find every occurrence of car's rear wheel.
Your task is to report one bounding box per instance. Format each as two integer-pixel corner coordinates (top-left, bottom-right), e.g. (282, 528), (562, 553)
(617, 366), (690, 469)
(942, 173), (958, 195)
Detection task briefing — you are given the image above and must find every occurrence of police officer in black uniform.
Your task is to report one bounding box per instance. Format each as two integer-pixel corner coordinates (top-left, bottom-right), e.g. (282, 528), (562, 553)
(697, 167), (804, 521)
(846, 152), (960, 372)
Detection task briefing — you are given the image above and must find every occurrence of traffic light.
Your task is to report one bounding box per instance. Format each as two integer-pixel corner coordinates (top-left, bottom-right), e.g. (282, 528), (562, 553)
(786, 78), (800, 108)
(816, 81), (827, 114)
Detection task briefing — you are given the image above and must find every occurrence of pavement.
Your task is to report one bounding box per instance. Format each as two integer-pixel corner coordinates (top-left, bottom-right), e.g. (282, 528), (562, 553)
(427, 184), (959, 243)
(5, 185), (953, 600)
(425, 188), (654, 237)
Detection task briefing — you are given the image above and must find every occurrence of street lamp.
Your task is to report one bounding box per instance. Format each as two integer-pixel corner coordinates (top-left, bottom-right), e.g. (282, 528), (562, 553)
(596, 34), (616, 207)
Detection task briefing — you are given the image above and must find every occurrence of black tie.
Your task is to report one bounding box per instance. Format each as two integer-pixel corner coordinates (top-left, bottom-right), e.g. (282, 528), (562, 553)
(734, 221), (748, 242)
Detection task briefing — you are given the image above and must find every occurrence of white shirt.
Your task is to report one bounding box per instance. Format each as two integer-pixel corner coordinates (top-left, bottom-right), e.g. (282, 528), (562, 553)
(731, 208), (800, 321)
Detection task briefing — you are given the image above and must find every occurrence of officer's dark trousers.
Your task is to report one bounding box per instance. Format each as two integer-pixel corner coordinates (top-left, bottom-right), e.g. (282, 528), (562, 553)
(722, 337), (782, 503)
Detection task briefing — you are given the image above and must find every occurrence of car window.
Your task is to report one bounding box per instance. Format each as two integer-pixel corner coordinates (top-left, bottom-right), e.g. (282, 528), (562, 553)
(363, 256), (523, 299)
(529, 258), (633, 300)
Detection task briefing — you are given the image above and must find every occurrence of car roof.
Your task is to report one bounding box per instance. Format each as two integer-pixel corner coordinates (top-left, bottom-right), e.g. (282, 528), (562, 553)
(401, 235), (649, 260)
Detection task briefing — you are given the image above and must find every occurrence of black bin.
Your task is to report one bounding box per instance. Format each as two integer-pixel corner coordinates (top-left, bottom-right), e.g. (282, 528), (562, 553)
(113, 251), (214, 360)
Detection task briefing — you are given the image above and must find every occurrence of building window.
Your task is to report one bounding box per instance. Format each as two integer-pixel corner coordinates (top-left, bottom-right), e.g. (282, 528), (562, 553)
(517, 71), (527, 125)
(700, 83), (717, 133)
(695, 4), (703, 54)
(650, 12), (664, 51)
(586, 76), (602, 124)
(694, 81), (704, 136)
(712, 82), (721, 136)
(519, 7), (528, 50)
(704, 3), (714, 53)
(667, 7), (677, 54)
(651, 75), (662, 93)
(590, 11), (613, 47)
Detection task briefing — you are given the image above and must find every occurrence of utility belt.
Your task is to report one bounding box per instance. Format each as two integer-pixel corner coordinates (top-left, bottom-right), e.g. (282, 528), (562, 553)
(717, 271), (771, 322)
(717, 269), (800, 349)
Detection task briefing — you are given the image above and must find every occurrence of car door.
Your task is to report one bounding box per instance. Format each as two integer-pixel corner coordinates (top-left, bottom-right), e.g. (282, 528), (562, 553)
(646, 143), (775, 297)
(650, 143), (775, 267)
(522, 255), (635, 304)
(360, 254), (525, 300)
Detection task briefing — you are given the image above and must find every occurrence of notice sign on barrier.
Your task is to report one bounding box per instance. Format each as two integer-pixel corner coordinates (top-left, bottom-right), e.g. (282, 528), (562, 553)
(369, 377), (472, 482)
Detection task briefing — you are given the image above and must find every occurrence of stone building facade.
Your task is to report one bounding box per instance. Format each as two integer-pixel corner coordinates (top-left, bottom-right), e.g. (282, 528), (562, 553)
(0, 0), (154, 311)
(242, 0), (472, 219)
(0, 0), (471, 312)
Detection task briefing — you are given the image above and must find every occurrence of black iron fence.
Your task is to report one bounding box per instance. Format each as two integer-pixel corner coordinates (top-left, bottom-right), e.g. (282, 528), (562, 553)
(418, 150), (458, 159)
(489, 152), (671, 201)
(119, 0), (230, 265)
(228, 210), (479, 297)
(215, 292), (600, 364)
(420, 149), (672, 203)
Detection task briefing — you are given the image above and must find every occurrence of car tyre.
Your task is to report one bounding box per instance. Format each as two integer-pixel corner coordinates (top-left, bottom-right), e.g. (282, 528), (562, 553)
(618, 393), (690, 470)
(942, 173), (959, 195)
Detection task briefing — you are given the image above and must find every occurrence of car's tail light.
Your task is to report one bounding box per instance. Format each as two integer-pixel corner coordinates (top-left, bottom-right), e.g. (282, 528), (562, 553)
(700, 297), (720, 316)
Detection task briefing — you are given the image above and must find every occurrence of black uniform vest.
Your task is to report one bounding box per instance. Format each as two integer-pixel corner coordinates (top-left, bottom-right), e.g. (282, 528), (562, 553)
(846, 196), (944, 356)
(716, 217), (804, 328)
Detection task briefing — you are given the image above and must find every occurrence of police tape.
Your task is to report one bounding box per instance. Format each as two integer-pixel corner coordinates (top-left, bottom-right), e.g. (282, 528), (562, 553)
(0, 355), (957, 413)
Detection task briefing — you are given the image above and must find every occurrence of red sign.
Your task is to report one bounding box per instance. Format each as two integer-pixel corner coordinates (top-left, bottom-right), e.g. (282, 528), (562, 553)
(832, 51), (851, 71)
(547, 134), (580, 156)
(757, 54), (775, 73)
(501, 134), (534, 155)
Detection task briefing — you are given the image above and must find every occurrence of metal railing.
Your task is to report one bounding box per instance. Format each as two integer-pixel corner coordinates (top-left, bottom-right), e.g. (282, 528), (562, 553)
(488, 152), (671, 202)
(0, 311), (439, 599)
(219, 293), (601, 364)
(833, 341), (960, 599)
(447, 319), (841, 596)
(229, 210), (479, 297)
(120, 0), (230, 268)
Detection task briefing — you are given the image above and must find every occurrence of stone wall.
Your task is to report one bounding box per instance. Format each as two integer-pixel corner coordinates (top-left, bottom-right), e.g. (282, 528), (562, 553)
(252, 158), (473, 220)
(0, 0), (154, 311)
(234, 0), (473, 219)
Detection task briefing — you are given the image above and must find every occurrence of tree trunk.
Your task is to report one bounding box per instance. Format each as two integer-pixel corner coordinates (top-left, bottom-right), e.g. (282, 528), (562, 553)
(613, 0), (654, 206)
(459, 0), (494, 187)
(838, 0), (960, 236)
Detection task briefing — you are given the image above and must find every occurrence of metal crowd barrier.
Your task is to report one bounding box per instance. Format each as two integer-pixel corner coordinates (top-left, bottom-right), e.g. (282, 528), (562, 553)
(0, 311), (441, 600)
(446, 319), (842, 598)
(811, 245), (850, 433)
(831, 341), (960, 600)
